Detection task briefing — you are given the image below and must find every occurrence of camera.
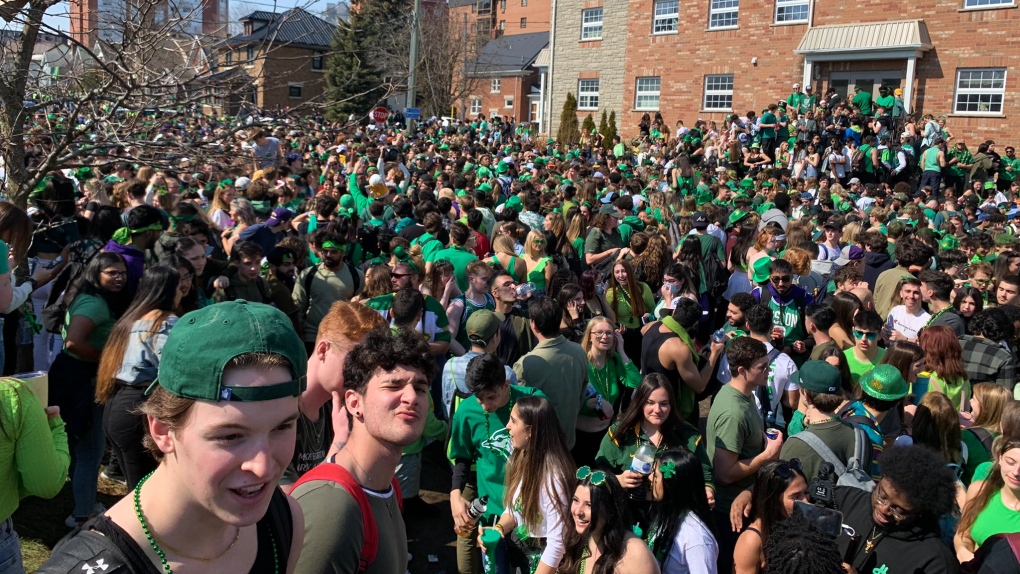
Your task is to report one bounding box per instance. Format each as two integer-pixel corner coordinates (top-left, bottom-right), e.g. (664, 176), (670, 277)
(796, 462), (844, 538)
(809, 462), (837, 509)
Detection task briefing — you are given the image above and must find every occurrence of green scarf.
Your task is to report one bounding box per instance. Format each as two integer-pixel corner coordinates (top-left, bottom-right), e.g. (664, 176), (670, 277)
(661, 315), (698, 416)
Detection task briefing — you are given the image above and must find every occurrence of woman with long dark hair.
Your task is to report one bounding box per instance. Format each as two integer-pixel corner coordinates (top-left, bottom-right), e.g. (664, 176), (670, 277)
(829, 291), (862, 350)
(95, 266), (181, 488)
(596, 374), (713, 505)
(646, 449), (718, 574)
(160, 253), (201, 313)
(558, 283), (589, 342)
(953, 286), (984, 332)
(48, 251), (129, 527)
(479, 395), (573, 573)
(558, 468), (660, 574)
(732, 460), (808, 574)
(606, 260), (654, 361)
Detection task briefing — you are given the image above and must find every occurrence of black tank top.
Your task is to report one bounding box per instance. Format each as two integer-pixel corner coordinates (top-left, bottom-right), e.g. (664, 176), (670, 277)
(641, 325), (681, 391)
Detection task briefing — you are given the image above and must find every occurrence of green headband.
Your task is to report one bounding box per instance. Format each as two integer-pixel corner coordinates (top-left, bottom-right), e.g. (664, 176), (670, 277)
(111, 222), (163, 245)
(321, 240), (346, 250)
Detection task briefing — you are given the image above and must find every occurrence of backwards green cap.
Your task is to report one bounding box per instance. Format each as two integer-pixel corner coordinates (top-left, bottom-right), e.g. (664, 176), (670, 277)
(147, 301), (307, 402)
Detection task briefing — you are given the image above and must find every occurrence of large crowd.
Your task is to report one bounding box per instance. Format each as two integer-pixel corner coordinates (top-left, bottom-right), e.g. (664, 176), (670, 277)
(1, 84), (1020, 574)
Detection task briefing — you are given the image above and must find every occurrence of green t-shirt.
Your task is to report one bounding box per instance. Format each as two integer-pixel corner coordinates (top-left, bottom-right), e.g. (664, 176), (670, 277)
(447, 386), (544, 520)
(584, 228), (623, 255)
(875, 95), (895, 111)
(606, 282), (655, 329)
(961, 428), (997, 486)
(432, 246), (479, 292)
(760, 112), (778, 140)
(971, 490), (1020, 548)
(62, 293), (116, 362)
(613, 143), (625, 158)
(413, 232), (445, 263)
(843, 348), (886, 384)
(851, 91), (873, 115)
(707, 384), (764, 511)
(596, 420), (714, 487)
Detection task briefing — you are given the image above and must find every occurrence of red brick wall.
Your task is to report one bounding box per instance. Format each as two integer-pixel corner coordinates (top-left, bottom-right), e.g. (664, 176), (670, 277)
(619, 0), (1019, 142)
(474, 72), (540, 121)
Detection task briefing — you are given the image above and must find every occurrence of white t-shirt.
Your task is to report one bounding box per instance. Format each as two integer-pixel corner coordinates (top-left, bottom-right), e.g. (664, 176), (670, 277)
(718, 342), (799, 428)
(663, 514), (719, 574)
(886, 305), (931, 341)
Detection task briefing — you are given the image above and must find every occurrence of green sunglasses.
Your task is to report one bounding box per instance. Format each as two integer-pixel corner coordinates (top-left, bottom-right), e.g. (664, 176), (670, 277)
(576, 466), (607, 487)
(853, 329), (879, 341)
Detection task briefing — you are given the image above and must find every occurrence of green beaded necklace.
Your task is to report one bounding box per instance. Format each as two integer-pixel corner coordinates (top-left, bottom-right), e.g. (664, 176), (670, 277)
(134, 471), (279, 574)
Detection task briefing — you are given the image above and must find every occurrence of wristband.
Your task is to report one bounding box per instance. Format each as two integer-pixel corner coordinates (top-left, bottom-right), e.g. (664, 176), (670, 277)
(493, 524), (505, 538)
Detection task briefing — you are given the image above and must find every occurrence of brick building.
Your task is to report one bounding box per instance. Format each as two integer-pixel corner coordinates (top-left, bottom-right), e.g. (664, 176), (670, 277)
(212, 9), (334, 114)
(70, 0), (228, 47)
(549, 0), (1018, 142)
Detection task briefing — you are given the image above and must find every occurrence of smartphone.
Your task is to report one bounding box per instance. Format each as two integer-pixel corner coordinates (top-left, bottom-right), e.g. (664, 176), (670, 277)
(793, 501), (843, 538)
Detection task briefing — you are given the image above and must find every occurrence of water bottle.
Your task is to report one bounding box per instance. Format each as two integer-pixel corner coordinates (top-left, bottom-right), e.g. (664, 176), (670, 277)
(515, 282), (536, 297)
(711, 328), (728, 344)
(455, 495), (489, 536)
(628, 441), (657, 501)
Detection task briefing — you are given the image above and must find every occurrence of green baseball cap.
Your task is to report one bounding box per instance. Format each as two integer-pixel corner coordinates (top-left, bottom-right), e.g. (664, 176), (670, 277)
(466, 310), (501, 345)
(504, 195), (522, 211)
(859, 365), (908, 402)
(794, 360), (841, 394)
(147, 301), (307, 402)
(752, 257), (772, 284)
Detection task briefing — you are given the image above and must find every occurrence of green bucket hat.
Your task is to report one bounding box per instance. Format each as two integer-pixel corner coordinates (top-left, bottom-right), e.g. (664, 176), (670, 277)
(147, 301), (307, 402)
(504, 195), (522, 211)
(496, 162), (509, 174)
(739, 178), (755, 190)
(859, 365), (908, 402)
(752, 257), (772, 284)
(794, 360), (842, 394)
(728, 209), (749, 227)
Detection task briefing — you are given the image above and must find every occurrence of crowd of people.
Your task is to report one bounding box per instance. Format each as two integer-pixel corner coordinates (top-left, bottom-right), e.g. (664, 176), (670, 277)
(1, 90), (1020, 574)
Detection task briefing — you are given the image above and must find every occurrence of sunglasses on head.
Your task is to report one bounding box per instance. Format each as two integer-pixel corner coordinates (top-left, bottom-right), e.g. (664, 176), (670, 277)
(853, 329), (879, 341)
(576, 466), (608, 487)
(771, 458), (803, 479)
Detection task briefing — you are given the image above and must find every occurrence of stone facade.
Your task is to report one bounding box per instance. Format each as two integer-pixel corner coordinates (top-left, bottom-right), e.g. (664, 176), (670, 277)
(548, 0), (629, 137)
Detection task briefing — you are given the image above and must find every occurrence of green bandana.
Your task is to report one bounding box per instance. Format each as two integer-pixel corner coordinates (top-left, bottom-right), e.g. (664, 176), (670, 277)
(111, 222), (163, 245)
(321, 240), (345, 251)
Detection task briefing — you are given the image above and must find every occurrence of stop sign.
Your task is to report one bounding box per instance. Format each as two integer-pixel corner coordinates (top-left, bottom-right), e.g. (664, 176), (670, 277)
(370, 107), (390, 123)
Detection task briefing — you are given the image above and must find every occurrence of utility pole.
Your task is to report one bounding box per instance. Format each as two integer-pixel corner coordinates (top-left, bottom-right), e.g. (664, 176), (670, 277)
(461, 12), (467, 121)
(406, 0), (421, 129)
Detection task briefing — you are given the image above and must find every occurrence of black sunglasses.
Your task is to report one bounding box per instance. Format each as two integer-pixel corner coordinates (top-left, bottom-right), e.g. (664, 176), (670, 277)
(772, 458), (803, 479)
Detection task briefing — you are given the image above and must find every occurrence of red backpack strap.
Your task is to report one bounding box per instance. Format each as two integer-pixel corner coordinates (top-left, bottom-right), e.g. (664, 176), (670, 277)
(1005, 533), (1020, 563)
(392, 477), (403, 512)
(287, 463), (379, 573)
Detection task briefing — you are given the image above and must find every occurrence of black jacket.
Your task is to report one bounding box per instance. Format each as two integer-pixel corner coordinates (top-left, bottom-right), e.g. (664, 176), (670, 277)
(863, 251), (897, 292)
(836, 487), (959, 574)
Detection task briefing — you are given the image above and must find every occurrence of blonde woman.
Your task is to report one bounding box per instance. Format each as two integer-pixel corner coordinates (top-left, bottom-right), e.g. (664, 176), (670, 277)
(522, 230), (556, 297)
(207, 183), (236, 231)
(489, 234), (528, 284)
(221, 197), (257, 256)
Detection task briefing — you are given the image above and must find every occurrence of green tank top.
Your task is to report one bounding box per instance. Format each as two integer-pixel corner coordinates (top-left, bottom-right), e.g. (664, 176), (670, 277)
(923, 147), (942, 173)
(490, 254), (524, 283)
(527, 257), (552, 291)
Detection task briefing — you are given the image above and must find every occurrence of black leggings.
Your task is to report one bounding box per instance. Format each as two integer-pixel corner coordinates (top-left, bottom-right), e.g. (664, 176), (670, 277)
(103, 384), (157, 489)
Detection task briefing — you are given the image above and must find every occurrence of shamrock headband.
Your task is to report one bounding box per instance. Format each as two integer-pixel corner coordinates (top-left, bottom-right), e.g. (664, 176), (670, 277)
(659, 460), (677, 479)
(392, 246), (420, 274)
(576, 466), (609, 489)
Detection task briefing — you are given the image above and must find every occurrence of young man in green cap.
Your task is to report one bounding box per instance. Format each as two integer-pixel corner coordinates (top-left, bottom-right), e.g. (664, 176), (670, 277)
(293, 329), (435, 574)
(43, 301), (307, 573)
(837, 363), (908, 480)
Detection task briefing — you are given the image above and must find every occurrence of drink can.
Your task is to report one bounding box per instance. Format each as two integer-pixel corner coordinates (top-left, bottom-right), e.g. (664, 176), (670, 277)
(765, 428), (781, 441)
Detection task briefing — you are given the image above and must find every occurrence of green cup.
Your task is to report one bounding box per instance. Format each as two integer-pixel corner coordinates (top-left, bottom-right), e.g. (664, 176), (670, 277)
(480, 528), (502, 574)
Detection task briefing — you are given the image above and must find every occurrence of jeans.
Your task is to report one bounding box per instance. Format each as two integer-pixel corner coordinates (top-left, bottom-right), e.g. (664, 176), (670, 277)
(0, 518), (25, 574)
(70, 403), (105, 520)
(103, 384), (156, 489)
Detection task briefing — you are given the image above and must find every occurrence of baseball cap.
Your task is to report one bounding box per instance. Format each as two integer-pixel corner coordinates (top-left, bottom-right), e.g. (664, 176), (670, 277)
(147, 301), (307, 402)
(822, 217), (843, 230)
(267, 207), (294, 227)
(848, 177), (861, 185)
(859, 365), (908, 402)
(466, 310), (501, 345)
(793, 83), (800, 89)
(599, 204), (622, 217)
(834, 245), (865, 266)
(693, 211), (709, 229)
(794, 361), (841, 394)
(234, 176), (251, 191)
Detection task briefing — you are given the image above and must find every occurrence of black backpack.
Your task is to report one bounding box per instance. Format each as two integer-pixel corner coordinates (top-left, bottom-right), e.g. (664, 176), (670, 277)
(300, 262), (362, 316)
(850, 148), (867, 175)
(40, 239), (102, 334)
(701, 240), (728, 298)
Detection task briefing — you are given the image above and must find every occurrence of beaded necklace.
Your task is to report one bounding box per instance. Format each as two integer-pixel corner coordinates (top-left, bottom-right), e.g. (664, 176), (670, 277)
(925, 305), (951, 328)
(134, 471), (278, 574)
(484, 392), (516, 440)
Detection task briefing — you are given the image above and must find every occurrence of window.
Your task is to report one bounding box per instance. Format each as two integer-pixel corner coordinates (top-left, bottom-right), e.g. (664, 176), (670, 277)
(954, 68), (1006, 114)
(581, 8), (603, 40)
(246, 45), (255, 63)
(225, 50), (232, 65)
(477, 0), (491, 14)
(470, 98), (482, 115)
(520, 17), (527, 28)
(636, 77), (661, 110)
(653, 0), (679, 33)
(499, 20), (506, 29)
(774, 0), (808, 23)
(491, 78), (501, 93)
(289, 85), (302, 98)
(964, 0), (1013, 7)
(709, 0), (739, 28)
(312, 51), (324, 70)
(505, 96), (514, 108)
(521, 0), (527, 5)
(578, 79), (599, 109)
(500, 0), (505, 10)
(703, 74), (734, 110)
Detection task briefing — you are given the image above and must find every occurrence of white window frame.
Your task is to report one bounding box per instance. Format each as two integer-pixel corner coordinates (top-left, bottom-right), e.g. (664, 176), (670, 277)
(652, 0), (679, 33)
(504, 96), (514, 108)
(491, 78), (501, 93)
(954, 68), (1007, 115)
(708, 0), (739, 29)
(963, 0), (1014, 8)
(703, 74), (734, 111)
(635, 77), (661, 110)
(774, 0), (809, 23)
(470, 97), (482, 115)
(578, 79), (599, 110)
(581, 8), (603, 40)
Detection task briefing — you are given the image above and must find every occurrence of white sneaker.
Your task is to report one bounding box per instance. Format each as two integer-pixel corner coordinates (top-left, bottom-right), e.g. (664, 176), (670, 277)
(65, 503), (107, 528)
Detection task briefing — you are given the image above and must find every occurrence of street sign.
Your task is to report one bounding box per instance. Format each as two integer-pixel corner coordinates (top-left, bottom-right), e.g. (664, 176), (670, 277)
(370, 107), (390, 123)
(405, 107), (420, 119)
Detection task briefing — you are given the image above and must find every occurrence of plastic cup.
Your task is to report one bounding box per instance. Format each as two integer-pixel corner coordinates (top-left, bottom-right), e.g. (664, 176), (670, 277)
(13, 371), (48, 406)
(480, 528), (502, 574)
(911, 373), (931, 406)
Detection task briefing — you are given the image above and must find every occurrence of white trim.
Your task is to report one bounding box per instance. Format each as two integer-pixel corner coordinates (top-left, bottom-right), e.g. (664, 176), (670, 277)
(953, 68), (1007, 115)
(774, 0), (809, 23)
(962, 0), (1014, 7)
(708, 0), (739, 29)
(652, 0), (679, 33)
(578, 78), (599, 110)
(581, 7), (603, 40)
(703, 74), (733, 111)
(635, 76), (661, 110)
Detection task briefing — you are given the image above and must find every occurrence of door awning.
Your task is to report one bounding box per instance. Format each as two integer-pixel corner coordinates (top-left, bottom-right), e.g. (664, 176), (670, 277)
(795, 20), (933, 59)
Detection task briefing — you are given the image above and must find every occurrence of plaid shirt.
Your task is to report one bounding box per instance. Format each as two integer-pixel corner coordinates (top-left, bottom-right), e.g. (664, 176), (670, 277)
(959, 335), (1016, 392)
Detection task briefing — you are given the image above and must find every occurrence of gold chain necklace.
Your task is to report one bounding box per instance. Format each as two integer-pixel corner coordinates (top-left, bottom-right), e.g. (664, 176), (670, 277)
(864, 526), (884, 554)
(150, 527), (240, 562)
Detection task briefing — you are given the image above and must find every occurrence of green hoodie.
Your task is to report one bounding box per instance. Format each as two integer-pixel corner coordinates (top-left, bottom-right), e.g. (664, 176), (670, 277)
(619, 215), (646, 246)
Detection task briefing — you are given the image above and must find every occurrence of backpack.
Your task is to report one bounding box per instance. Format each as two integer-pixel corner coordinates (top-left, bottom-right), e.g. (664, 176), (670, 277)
(700, 238), (728, 298)
(850, 148), (867, 174)
(962, 533), (1020, 574)
(40, 238), (102, 334)
(287, 463), (403, 573)
(968, 427), (996, 455)
(790, 424), (875, 492)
